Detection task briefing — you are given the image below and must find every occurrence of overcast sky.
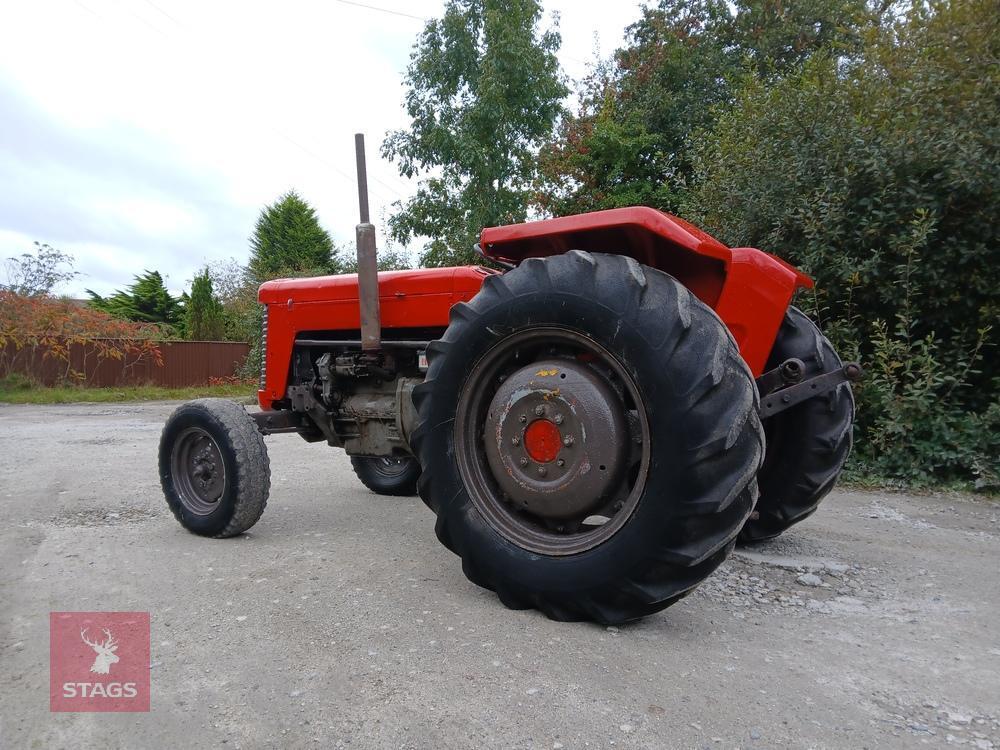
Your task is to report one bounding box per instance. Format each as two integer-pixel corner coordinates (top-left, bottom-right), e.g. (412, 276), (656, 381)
(0, 0), (646, 298)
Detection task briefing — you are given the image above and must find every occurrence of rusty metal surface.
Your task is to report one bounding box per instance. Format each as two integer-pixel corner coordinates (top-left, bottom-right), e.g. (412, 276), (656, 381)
(354, 133), (382, 353)
(1, 339), (249, 388)
(354, 133), (371, 224)
(482, 358), (628, 520)
(453, 327), (650, 556)
(169, 426), (226, 516)
(759, 361), (864, 419)
(354, 224), (382, 355)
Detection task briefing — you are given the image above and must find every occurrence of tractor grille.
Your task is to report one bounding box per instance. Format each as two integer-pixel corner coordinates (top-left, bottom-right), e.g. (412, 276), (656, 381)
(259, 305), (268, 390)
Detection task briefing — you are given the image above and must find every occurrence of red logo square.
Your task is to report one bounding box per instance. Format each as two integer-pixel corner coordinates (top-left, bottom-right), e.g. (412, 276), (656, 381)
(50, 612), (150, 712)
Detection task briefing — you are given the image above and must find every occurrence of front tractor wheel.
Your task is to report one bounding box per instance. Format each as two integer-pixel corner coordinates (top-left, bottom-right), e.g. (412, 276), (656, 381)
(159, 398), (270, 538)
(411, 251), (764, 624)
(350, 456), (421, 496)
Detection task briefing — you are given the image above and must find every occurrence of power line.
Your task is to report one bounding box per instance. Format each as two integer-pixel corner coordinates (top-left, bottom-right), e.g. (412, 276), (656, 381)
(142, 0), (188, 29)
(332, 0), (428, 22)
(276, 131), (405, 203)
(72, 0), (102, 18)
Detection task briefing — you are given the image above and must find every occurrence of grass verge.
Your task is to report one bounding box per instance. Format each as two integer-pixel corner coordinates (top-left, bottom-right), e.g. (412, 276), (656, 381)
(0, 375), (255, 405)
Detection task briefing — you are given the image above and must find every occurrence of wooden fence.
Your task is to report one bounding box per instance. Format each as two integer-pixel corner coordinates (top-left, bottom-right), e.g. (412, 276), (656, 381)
(1, 339), (250, 388)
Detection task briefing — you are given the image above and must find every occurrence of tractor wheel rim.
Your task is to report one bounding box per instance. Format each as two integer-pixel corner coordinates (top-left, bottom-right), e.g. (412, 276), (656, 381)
(372, 457), (410, 477)
(455, 327), (650, 556)
(171, 427), (227, 516)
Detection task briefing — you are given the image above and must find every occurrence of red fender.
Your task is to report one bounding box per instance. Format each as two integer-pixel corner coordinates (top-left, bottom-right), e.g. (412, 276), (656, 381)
(480, 207), (812, 376)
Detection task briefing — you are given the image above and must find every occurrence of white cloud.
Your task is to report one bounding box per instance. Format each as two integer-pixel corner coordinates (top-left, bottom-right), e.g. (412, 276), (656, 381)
(0, 0), (644, 298)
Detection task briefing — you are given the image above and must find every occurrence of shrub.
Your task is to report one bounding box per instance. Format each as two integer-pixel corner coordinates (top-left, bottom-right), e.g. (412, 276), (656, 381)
(686, 0), (999, 488)
(0, 291), (163, 386)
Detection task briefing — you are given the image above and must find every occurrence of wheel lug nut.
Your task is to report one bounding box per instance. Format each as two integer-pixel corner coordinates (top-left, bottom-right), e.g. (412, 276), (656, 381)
(534, 405), (545, 416)
(519, 414), (527, 423)
(553, 414), (563, 425)
(537, 466), (547, 477)
(519, 457), (528, 467)
(563, 435), (574, 446)
(511, 436), (520, 446)
(557, 459), (565, 467)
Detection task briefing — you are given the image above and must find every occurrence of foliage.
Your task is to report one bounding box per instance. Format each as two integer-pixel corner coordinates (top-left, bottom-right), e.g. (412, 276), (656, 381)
(207, 258), (259, 345)
(0, 291), (163, 386)
(335, 246), (414, 274)
(87, 270), (183, 330)
(535, 0), (886, 216)
(383, 0), (568, 266)
(683, 0), (999, 487)
(248, 191), (339, 282)
(847, 319), (999, 489)
(1, 242), (79, 297)
(185, 268), (226, 341)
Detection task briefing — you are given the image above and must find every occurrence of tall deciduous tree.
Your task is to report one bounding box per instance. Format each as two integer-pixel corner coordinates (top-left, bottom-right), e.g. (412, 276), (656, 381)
(535, 0), (883, 217)
(248, 191), (336, 282)
(185, 268), (225, 341)
(383, 0), (568, 266)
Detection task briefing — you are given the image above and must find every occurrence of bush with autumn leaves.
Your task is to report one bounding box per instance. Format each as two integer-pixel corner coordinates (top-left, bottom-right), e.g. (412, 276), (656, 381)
(0, 291), (163, 386)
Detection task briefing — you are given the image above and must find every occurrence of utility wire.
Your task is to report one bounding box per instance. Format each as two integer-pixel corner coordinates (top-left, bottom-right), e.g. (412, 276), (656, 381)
(142, 0), (188, 29)
(276, 131), (406, 203)
(332, 0), (428, 22)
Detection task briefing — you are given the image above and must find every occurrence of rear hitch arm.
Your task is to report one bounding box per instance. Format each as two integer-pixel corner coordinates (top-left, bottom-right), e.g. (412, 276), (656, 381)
(756, 360), (864, 419)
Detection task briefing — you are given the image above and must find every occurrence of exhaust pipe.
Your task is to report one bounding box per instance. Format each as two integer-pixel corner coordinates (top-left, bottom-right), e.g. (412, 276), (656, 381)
(354, 133), (381, 353)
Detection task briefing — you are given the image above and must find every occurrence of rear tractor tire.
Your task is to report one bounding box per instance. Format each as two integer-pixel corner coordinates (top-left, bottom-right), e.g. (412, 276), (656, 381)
(159, 398), (270, 538)
(739, 306), (855, 543)
(350, 456), (421, 496)
(411, 251), (764, 624)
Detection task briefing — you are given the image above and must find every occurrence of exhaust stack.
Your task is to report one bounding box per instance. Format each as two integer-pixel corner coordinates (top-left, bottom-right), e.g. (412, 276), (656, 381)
(354, 133), (381, 353)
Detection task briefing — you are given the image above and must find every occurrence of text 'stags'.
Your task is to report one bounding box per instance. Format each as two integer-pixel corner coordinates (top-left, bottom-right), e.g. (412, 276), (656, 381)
(50, 611), (150, 712)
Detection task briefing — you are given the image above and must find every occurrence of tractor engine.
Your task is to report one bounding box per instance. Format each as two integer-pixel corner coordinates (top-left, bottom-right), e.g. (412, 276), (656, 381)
(280, 341), (424, 458)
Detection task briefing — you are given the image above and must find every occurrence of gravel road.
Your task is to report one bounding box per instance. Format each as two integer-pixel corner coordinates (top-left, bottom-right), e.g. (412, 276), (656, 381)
(1, 401), (998, 749)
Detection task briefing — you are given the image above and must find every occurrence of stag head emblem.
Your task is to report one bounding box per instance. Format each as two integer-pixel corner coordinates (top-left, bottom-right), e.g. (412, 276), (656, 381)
(80, 627), (120, 674)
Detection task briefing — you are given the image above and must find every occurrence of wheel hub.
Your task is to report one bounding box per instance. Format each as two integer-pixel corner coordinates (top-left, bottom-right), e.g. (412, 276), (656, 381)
(171, 428), (226, 515)
(523, 418), (561, 463)
(483, 359), (628, 520)
(190, 443), (223, 498)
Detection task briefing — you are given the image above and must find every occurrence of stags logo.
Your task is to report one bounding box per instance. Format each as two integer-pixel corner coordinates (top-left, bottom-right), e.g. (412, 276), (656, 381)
(50, 612), (150, 712)
(80, 627), (120, 674)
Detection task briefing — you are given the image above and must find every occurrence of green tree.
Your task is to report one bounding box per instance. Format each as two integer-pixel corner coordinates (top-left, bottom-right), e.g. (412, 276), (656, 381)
(535, 0), (885, 216)
(87, 270), (182, 328)
(184, 268), (225, 341)
(1, 241), (79, 297)
(248, 191), (336, 281)
(383, 0), (568, 266)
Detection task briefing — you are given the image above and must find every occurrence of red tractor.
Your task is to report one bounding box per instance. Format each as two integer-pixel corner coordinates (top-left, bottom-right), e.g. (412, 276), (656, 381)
(159, 137), (859, 624)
